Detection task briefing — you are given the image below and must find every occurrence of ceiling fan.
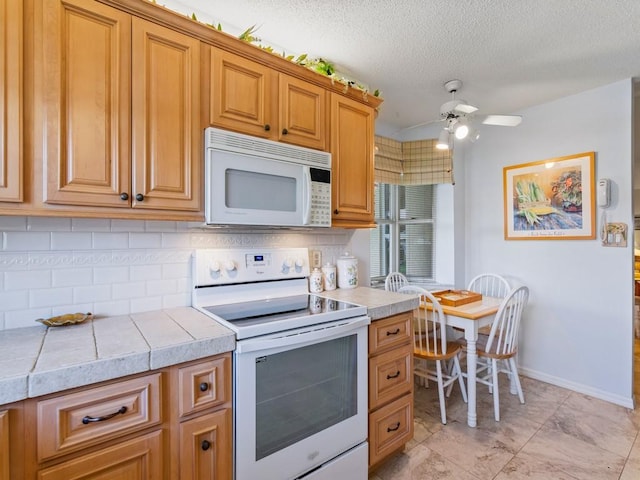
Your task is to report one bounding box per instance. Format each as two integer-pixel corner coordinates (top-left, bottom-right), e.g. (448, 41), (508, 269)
(407, 79), (522, 150)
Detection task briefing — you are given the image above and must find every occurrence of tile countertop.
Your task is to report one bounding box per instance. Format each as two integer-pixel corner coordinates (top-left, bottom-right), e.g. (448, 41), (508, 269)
(0, 307), (235, 405)
(0, 288), (417, 405)
(319, 286), (419, 320)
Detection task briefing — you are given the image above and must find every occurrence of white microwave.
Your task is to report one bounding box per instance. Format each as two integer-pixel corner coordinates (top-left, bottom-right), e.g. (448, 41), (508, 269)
(204, 127), (332, 228)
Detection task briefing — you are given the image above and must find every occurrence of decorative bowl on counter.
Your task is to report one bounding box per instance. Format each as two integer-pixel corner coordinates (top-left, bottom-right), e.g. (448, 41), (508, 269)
(36, 312), (93, 327)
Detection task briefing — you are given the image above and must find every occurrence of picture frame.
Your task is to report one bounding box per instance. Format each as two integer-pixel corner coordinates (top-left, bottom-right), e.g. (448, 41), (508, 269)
(503, 152), (595, 240)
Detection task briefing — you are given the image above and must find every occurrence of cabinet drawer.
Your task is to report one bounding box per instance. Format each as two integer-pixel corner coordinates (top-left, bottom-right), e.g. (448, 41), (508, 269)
(178, 354), (231, 418)
(38, 430), (163, 480)
(369, 312), (412, 354)
(37, 373), (162, 461)
(369, 343), (413, 410)
(368, 393), (413, 468)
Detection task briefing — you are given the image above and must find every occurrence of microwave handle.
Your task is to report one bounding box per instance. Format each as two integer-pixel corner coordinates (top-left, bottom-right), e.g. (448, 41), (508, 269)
(302, 166), (311, 225)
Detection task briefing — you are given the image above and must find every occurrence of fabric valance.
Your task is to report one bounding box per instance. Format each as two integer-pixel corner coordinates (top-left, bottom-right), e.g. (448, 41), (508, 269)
(374, 135), (453, 185)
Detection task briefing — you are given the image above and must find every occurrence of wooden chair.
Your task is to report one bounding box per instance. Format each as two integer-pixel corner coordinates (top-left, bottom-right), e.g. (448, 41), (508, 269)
(384, 272), (408, 292)
(398, 285), (467, 424)
(460, 285), (529, 421)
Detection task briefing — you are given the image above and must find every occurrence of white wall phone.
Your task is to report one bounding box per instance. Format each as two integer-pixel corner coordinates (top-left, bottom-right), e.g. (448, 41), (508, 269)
(597, 178), (610, 208)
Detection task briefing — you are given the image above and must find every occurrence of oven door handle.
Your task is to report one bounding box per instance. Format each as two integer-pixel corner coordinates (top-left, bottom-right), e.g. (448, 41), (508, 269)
(235, 316), (370, 354)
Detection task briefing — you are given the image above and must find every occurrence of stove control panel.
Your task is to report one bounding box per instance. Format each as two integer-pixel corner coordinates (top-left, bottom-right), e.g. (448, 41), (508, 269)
(193, 248), (310, 286)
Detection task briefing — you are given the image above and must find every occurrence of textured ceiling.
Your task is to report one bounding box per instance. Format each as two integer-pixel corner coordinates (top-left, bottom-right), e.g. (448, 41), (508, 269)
(164, 0), (640, 131)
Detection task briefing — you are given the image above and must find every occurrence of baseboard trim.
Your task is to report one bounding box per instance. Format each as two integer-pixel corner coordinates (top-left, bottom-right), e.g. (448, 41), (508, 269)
(519, 366), (635, 410)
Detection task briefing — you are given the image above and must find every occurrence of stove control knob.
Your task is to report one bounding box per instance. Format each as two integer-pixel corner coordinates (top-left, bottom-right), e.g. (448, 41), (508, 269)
(224, 260), (236, 273)
(282, 258), (293, 273)
(209, 261), (221, 277)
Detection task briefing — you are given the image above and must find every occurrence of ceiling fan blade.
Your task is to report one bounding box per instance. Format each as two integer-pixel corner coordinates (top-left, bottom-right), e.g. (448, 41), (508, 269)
(453, 102), (478, 114)
(399, 118), (443, 132)
(481, 115), (522, 127)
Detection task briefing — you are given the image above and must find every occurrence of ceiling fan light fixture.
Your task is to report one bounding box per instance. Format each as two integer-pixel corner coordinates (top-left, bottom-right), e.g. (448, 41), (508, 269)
(454, 121), (469, 140)
(436, 129), (450, 150)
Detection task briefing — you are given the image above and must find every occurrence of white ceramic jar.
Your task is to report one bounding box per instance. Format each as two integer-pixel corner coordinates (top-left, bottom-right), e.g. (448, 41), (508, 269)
(321, 263), (337, 291)
(309, 267), (324, 293)
(337, 252), (358, 289)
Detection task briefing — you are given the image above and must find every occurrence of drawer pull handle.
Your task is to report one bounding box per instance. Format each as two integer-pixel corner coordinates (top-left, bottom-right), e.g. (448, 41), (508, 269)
(199, 382), (209, 392)
(387, 422), (401, 432)
(386, 328), (401, 336)
(82, 406), (127, 425)
(387, 370), (401, 380)
(201, 440), (211, 451)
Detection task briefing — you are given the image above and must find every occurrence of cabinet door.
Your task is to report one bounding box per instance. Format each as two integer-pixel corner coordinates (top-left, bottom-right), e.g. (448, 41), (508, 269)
(179, 410), (232, 480)
(38, 430), (164, 480)
(330, 93), (375, 227)
(278, 74), (326, 150)
(131, 18), (201, 212)
(0, 0), (22, 202)
(209, 47), (277, 139)
(41, 0), (131, 207)
(0, 410), (8, 480)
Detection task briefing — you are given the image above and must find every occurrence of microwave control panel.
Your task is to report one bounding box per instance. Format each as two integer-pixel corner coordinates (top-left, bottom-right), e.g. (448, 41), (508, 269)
(310, 181), (331, 227)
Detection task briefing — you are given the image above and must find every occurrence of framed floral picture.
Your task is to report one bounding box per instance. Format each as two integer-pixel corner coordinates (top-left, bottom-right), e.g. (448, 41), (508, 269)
(503, 152), (596, 240)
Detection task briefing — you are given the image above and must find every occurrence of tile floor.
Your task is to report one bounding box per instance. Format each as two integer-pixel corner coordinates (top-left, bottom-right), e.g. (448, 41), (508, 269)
(369, 343), (640, 480)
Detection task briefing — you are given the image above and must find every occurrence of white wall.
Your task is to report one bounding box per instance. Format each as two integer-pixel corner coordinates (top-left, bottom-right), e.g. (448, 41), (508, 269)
(464, 79), (635, 407)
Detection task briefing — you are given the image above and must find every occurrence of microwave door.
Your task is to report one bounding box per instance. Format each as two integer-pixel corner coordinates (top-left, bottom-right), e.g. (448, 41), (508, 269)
(206, 149), (305, 226)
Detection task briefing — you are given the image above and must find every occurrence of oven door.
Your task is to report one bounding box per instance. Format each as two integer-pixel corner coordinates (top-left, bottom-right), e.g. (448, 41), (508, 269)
(234, 316), (370, 480)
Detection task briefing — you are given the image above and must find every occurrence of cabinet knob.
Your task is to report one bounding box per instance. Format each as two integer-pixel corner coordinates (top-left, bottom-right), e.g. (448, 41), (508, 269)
(334, 209), (339, 215)
(135, 193), (144, 202)
(282, 128), (288, 135)
(264, 124), (271, 131)
(199, 382), (209, 392)
(201, 440), (211, 451)
(120, 192), (129, 201)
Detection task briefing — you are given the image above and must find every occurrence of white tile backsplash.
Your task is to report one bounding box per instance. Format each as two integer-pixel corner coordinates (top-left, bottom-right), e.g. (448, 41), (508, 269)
(51, 232), (93, 250)
(4, 232), (50, 251)
(0, 216), (354, 331)
(92, 233), (129, 250)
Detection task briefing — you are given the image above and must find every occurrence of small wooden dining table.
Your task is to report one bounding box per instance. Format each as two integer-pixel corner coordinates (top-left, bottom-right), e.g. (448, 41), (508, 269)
(426, 296), (502, 427)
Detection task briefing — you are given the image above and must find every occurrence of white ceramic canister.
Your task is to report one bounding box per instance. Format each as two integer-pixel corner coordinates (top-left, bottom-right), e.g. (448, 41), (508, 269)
(309, 267), (324, 293)
(337, 252), (358, 289)
(321, 263), (337, 291)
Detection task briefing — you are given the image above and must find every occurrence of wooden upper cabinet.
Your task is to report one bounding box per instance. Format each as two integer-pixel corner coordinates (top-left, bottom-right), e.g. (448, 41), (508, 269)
(131, 18), (201, 211)
(209, 47), (327, 150)
(330, 93), (375, 227)
(209, 47), (277, 139)
(41, 0), (131, 208)
(278, 74), (326, 150)
(0, 0), (23, 203)
(41, 0), (201, 214)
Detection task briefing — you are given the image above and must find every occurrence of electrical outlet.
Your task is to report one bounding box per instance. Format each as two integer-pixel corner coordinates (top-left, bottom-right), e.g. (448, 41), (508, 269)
(311, 250), (322, 268)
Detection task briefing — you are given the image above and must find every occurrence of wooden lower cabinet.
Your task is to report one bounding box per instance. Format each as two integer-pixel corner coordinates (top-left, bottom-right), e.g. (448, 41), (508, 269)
(179, 410), (232, 480)
(0, 410), (9, 480)
(368, 312), (414, 471)
(2, 352), (232, 480)
(37, 431), (164, 480)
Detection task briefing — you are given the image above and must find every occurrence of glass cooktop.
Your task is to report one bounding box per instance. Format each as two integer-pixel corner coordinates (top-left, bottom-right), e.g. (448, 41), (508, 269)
(203, 294), (361, 329)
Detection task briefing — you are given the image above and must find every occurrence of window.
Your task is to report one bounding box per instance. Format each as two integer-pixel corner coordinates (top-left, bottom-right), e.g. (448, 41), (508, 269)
(370, 183), (436, 285)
